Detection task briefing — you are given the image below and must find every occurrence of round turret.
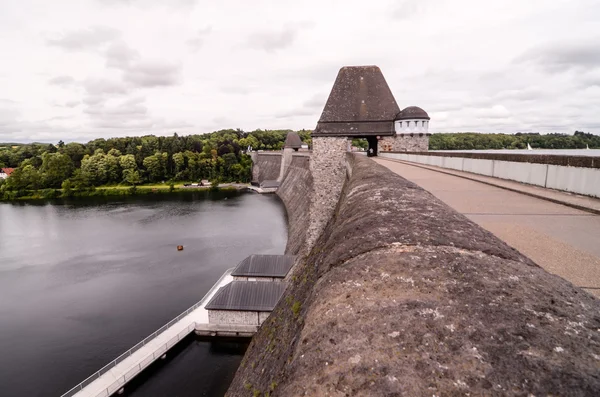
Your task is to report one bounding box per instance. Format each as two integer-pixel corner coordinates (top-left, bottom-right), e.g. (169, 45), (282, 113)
(395, 106), (430, 134)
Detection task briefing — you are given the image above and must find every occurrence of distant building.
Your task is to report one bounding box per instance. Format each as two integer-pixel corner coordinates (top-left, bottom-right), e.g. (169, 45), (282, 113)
(205, 281), (287, 326)
(0, 168), (15, 179)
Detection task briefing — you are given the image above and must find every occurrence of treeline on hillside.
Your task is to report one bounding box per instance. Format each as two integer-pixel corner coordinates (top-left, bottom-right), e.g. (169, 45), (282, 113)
(430, 131), (600, 150)
(0, 129), (310, 198)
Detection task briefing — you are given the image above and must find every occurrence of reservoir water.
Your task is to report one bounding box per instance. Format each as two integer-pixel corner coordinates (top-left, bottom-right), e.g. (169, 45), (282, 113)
(0, 191), (288, 397)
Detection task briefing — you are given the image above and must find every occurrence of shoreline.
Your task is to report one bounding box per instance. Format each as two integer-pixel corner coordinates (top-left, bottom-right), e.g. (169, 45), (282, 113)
(0, 183), (251, 202)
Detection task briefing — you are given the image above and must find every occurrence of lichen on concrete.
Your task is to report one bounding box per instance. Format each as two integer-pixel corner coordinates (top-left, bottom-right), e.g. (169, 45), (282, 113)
(231, 154), (600, 397)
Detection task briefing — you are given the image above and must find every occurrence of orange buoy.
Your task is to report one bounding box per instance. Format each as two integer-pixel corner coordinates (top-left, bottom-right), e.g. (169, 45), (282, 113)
(177, 245), (184, 251)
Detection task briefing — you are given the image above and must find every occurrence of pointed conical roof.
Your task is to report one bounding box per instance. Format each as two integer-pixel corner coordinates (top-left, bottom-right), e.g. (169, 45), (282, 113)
(313, 66), (400, 137)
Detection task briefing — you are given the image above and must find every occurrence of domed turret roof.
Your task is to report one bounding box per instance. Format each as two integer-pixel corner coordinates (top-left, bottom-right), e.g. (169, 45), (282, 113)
(395, 106), (430, 120)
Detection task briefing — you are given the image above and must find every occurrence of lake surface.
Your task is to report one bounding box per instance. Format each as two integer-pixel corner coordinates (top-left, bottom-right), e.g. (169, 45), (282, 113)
(432, 149), (600, 157)
(0, 191), (288, 397)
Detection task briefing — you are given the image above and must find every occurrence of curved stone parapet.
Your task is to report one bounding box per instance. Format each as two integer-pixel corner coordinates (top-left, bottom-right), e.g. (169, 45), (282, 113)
(228, 154), (600, 397)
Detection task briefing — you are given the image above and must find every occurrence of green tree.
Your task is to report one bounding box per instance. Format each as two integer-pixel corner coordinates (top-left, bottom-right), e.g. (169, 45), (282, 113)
(6, 164), (41, 191)
(143, 152), (168, 182)
(61, 179), (73, 197)
(40, 152), (73, 188)
(123, 169), (142, 185)
(80, 150), (108, 186)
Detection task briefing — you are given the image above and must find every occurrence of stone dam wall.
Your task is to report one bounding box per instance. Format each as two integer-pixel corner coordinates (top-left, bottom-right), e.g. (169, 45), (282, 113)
(233, 153), (600, 396)
(276, 154), (313, 256)
(251, 153), (282, 182)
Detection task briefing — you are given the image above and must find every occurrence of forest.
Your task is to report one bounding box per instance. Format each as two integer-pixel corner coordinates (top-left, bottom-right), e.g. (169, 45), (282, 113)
(0, 129), (311, 199)
(429, 131), (600, 150)
(1, 129), (597, 200)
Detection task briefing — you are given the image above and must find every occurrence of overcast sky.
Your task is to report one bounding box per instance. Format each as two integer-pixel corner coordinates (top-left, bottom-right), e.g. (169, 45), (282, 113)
(1, 0), (599, 143)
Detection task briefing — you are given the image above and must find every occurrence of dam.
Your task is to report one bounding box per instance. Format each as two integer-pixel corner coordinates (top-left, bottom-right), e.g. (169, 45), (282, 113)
(227, 66), (600, 396)
(60, 65), (600, 396)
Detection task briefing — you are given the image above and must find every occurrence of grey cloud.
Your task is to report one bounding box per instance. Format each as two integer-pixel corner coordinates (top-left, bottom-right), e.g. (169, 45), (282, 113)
(517, 41), (600, 73)
(274, 107), (318, 119)
(272, 92), (327, 119)
(46, 26), (120, 51)
(84, 96), (152, 129)
(83, 78), (130, 96)
(105, 41), (140, 69)
(220, 85), (253, 95)
(246, 25), (309, 53)
(97, 0), (196, 7)
(84, 96), (147, 118)
(302, 93), (327, 109)
(212, 116), (235, 125)
(494, 88), (545, 102)
(187, 27), (212, 51)
(91, 119), (155, 129)
(392, 0), (431, 20)
(48, 75), (76, 86)
(64, 100), (80, 108)
(82, 96), (106, 106)
(122, 61), (181, 87)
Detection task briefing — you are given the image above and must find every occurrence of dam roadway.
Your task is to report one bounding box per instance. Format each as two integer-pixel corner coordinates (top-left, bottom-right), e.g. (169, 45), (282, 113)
(375, 157), (600, 297)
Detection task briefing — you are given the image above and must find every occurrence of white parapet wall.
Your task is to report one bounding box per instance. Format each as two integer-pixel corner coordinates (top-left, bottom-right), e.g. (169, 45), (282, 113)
(380, 152), (600, 198)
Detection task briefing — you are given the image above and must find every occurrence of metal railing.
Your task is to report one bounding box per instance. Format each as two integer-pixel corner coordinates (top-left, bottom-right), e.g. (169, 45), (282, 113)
(61, 268), (234, 397)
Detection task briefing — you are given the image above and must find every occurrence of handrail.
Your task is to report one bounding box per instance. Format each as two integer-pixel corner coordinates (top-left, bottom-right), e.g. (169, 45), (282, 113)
(61, 268), (234, 397)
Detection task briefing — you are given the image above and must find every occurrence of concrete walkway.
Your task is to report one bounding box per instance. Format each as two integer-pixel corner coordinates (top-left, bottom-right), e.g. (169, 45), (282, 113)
(63, 270), (234, 397)
(375, 157), (600, 297)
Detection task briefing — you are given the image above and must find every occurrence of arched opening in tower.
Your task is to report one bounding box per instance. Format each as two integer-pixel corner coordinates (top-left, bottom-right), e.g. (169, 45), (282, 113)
(366, 137), (379, 157)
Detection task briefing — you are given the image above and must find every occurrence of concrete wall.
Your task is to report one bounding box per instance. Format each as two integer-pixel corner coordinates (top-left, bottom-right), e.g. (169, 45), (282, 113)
(251, 153), (282, 183)
(380, 152), (600, 198)
(228, 154), (600, 397)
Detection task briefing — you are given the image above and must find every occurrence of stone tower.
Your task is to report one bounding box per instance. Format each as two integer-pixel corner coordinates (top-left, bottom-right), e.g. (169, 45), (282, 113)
(305, 65), (431, 249)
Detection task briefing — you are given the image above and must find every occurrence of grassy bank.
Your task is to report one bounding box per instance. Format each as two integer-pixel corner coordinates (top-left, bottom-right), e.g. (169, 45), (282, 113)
(0, 182), (248, 202)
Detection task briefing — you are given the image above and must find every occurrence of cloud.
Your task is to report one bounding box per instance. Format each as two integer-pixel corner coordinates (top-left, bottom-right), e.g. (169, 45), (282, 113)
(83, 78), (130, 96)
(84, 96), (152, 129)
(105, 41), (140, 69)
(246, 24), (311, 52)
(187, 27), (212, 51)
(46, 26), (120, 51)
(392, 0), (431, 20)
(122, 60), (182, 87)
(96, 0), (196, 7)
(516, 40), (600, 73)
(274, 107), (318, 119)
(48, 75), (76, 87)
(64, 100), (81, 108)
(302, 93), (327, 109)
(220, 85), (253, 95)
